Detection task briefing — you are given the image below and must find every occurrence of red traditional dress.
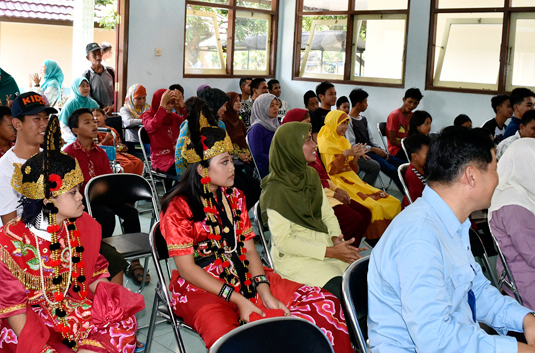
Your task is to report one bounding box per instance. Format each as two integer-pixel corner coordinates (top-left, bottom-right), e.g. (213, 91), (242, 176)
(0, 213), (140, 353)
(160, 188), (353, 352)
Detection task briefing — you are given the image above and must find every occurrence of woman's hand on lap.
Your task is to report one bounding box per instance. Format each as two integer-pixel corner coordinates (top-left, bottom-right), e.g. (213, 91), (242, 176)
(260, 290), (291, 316)
(236, 296), (265, 323)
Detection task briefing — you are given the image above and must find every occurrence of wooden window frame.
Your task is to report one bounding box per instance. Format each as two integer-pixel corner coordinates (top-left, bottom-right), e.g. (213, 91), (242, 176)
(183, 0), (279, 79)
(293, 0), (411, 88)
(426, 0), (535, 95)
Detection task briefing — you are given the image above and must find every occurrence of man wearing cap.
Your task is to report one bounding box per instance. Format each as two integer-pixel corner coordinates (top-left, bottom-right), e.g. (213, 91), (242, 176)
(0, 92), (57, 225)
(83, 42), (115, 115)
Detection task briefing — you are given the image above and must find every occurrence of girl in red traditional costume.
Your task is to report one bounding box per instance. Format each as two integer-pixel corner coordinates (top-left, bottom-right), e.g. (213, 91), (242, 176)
(160, 112), (354, 352)
(0, 115), (144, 353)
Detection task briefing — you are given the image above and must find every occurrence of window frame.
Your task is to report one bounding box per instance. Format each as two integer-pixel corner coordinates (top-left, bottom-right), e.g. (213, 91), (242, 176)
(426, 0), (535, 94)
(183, 0), (279, 78)
(293, 0), (411, 88)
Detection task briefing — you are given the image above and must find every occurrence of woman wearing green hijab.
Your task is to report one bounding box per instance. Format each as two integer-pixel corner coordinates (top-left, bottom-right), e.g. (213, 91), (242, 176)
(259, 122), (366, 299)
(29, 60), (64, 107)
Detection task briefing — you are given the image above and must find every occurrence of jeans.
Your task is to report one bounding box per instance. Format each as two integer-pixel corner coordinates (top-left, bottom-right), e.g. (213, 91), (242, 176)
(368, 152), (405, 191)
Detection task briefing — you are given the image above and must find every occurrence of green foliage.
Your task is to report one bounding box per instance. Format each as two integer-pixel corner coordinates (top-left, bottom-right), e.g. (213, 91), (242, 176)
(95, 0), (118, 30)
(302, 15), (346, 32)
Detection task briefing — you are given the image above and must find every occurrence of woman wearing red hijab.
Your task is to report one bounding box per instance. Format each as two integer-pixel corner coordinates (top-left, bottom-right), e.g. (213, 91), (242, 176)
(281, 108), (311, 124)
(141, 89), (185, 189)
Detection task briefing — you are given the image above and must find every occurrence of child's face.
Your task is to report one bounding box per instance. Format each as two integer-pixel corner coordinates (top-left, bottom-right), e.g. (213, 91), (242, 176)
(78, 81), (91, 97)
(338, 102), (350, 115)
(0, 115), (16, 143)
(51, 185), (85, 222)
(401, 97), (419, 114)
(306, 97), (319, 112)
(92, 110), (106, 127)
(417, 117), (432, 135)
(357, 98), (368, 112)
(497, 100), (514, 119)
(73, 113), (98, 138)
(336, 119), (349, 136)
(411, 144), (429, 170)
(320, 87), (337, 107)
(269, 83), (281, 97)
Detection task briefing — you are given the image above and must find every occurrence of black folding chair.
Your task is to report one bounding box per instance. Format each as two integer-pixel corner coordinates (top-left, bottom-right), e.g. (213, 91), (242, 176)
(146, 221), (194, 353)
(252, 201), (274, 269)
(209, 316), (335, 353)
(469, 228), (499, 288)
(397, 163), (413, 204)
(342, 256), (370, 353)
(85, 173), (160, 293)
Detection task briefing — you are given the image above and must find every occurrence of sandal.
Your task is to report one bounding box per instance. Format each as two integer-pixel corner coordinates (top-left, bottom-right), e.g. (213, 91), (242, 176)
(135, 341), (145, 352)
(125, 260), (150, 285)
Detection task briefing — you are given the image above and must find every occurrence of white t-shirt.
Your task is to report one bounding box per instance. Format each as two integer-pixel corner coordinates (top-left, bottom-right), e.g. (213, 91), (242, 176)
(0, 147), (27, 225)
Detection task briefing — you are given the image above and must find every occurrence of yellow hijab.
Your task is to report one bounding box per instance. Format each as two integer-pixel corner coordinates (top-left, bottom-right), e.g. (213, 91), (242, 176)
(317, 110), (351, 156)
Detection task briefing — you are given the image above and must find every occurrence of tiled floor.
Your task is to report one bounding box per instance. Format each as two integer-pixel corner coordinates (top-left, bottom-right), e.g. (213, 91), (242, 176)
(122, 181), (406, 352)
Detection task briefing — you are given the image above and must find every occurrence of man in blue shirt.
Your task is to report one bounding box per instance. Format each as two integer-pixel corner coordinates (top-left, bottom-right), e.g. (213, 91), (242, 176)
(368, 126), (535, 353)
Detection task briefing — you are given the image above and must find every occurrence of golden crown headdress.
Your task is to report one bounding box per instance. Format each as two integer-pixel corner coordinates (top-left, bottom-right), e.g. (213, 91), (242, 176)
(181, 115), (234, 164)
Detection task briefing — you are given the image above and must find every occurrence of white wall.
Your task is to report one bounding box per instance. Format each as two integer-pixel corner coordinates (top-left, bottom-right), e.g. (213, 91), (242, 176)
(128, 0), (498, 139)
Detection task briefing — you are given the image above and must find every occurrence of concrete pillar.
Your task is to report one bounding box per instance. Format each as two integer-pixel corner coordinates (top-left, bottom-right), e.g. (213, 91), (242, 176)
(72, 0), (95, 80)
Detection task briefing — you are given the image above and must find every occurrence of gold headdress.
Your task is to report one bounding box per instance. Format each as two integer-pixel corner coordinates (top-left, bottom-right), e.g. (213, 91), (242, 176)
(11, 115), (84, 200)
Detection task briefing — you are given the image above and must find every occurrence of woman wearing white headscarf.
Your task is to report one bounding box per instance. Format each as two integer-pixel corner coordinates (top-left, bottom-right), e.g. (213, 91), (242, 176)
(489, 138), (535, 310)
(246, 93), (279, 178)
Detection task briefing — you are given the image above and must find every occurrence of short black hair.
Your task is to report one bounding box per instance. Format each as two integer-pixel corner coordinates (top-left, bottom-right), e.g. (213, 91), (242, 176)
(336, 96), (349, 108)
(0, 106), (12, 123)
(239, 77), (253, 89)
(349, 89), (368, 106)
(408, 110), (432, 137)
(91, 107), (107, 117)
(405, 134), (431, 161)
(509, 88), (535, 109)
(169, 84), (184, 95)
(454, 114), (471, 126)
(404, 88), (423, 101)
(250, 78), (266, 92)
(316, 81), (335, 99)
(491, 94), (510, 113)
(304, 90), (317, 106)
(68, 108), (92, 133)
(521, 110), (535, 126)
(426, 126), (494, 185)
(267, 79), (280, 91)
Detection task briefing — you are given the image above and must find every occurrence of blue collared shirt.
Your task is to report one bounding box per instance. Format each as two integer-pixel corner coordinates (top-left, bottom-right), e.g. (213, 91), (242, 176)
(368, 186), (531, 353)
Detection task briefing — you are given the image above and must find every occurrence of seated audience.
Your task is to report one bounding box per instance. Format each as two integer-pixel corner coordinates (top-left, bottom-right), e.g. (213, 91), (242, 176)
(169, 83), (187, 116)
(0, 92), (56, 226)
(93, 107), (144, 175)
(247, 93), (280, 178)
(482, 94), (513, 144)
(368, 126), (535, 352)
(0, 68), (19, 106)
(311, 81), (336, 137)
(490, 138), (535, 310)
(282, 108), (310, 124)
(346, 89), (401, 189)
(318, 110), (401, 241)
(141, 89), (184, 190)
(83, 42), (114, 114)
(336, 96), (350, 115)
(268, 79), (289, 121)
(221, 92), (261, 208)
(239, 77), (253, 127)
(504, 88), (535, 139)
(497, 110), (535, 159)
(261, 122), (368, 299)
(386, 87), (423, 161)
(120, 83), (150, 144)
(408, 110), (432, 137)
(28, 59), (64, 107)
(454, 114), (473, 128)
(160, 125), (353, 352)
(304, 90), (319, 114)
(197, 87), (228, 120)
(0, 115), (143, 352)
(64, 108), (138, 284)
(0, 106), (15, 157)
(401, 134), (431, 208)
(58, 77), (99, 145)
(175, 96), (226, 178)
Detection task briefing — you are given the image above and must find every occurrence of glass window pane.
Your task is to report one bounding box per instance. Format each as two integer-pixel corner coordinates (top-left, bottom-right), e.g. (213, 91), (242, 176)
(437, 0), (504, 8)
(353, 17), (405, 80)
(234, 14), (270, 71)
(237, 0), (272, 10)
(434, 14), (502, 86)
(303, 0), (349, 12)
(192, 0), (229, 4)
(511, 0), (535, 6)
(354, 0), (408, 10)
(300, 16), (347, 78)
(185, 7), (228, 74)
(511, 19), (535, 86)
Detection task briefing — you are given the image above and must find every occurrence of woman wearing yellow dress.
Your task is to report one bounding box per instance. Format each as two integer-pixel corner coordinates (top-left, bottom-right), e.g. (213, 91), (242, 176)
(318, 110), (401, 241)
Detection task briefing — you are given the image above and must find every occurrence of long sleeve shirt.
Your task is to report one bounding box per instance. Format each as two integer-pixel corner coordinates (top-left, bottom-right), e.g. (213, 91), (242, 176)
(247, 124), (274, 178)
(368, 186), (531, 353)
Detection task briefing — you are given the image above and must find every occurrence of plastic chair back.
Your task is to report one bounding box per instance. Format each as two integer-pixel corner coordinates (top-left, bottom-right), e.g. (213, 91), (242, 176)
(210, 316), (334, 353)
(253, 201), (274, 268)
